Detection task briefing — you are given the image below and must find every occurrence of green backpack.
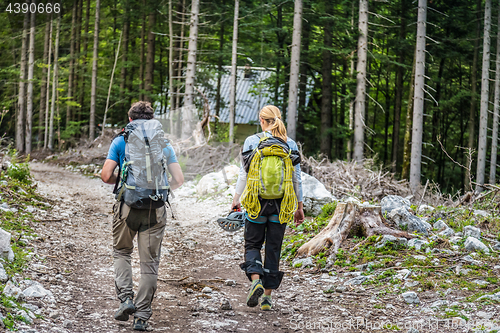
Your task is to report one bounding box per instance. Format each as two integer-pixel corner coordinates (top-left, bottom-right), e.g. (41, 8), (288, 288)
(240, 134), (300, 224)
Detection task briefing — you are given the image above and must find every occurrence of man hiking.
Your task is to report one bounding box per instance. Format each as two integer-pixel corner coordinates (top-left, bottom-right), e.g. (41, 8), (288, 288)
(101, 101), (184, 331)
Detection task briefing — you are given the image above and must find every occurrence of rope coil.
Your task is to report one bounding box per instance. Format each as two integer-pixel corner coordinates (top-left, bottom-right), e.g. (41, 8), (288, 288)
(241, 143), (297, 224)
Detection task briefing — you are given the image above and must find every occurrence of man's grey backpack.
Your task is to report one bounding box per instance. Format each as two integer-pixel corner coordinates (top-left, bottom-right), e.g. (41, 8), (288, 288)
(114, 119), (170, 209)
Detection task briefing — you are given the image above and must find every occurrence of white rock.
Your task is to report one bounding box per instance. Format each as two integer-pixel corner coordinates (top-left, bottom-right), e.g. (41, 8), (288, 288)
(402, 291), (420, 304)
(292, 257), (314, 268)
(375, 235), (408, 249)
(220, 298), (232, 310)
(381, 195), (411, 215)
(3, 280), (24, 301)
(463, 226), (481, 239)
(387, 207), (429, 235)
(404, 280), (419, 288)
(464, 237), (489, 253)
(412, 255), (427, 261)
(439, 228), (455, 237)
(63, 320), (73, 329)
(344, 275), (371, 286)
(408, 239), (429, 250)
(0, 228), (14, 262)
(48, 310), (60, 319)
(433, 220), (448, 230)
(301, 172), (336, 216)
(202, 287), (212, 294)
(23, 281), (53, 298)
(473, 210), (490, 217)
(16, 309), (33, 324)
(196, 165), (239, 196)
(477, 292), (500, 302)
(417, 204), (434, 214)
(224, 279), (236, 286)
(394, 269), (411, 280)
(430, 300), (448, 308)
(0, 263), (8, 283)
(472, 279), (488, 286)
(449, 236), (462, 244)
(461, 254), (483, 265)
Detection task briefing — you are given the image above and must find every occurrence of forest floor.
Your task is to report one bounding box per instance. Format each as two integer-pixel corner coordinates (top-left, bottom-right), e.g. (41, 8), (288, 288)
(2, 161), (499, 333)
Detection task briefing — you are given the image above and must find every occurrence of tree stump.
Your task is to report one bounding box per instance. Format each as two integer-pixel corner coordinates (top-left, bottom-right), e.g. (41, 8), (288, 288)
(297, 202), (414, 257)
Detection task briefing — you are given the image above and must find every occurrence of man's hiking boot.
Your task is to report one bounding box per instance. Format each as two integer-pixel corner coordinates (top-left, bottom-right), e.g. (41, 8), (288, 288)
(114, 297), (136, 321)
(246, 279), (264, 307)
(260, 295), (272, 311)
(133, 317), (149, 331)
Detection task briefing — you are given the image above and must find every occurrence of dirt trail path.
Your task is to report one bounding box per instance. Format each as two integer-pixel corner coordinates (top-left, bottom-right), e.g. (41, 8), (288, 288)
(27, 163), (484, 333)
(28, 163), (307, 333)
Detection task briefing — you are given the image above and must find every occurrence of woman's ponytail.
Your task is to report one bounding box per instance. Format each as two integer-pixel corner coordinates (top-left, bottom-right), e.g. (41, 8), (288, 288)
(259, 105), (287, 142)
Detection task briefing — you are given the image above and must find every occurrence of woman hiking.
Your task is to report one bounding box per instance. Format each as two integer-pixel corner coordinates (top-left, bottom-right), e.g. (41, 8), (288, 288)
(232, 105), (304, 311)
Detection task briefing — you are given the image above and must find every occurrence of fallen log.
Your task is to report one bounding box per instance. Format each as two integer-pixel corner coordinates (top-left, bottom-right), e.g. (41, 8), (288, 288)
(297, 202), (414, 257)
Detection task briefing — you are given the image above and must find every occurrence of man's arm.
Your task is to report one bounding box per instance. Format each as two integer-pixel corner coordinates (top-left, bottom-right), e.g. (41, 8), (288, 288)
(167, 162), (184, 190)
(101, 159), (118, 184)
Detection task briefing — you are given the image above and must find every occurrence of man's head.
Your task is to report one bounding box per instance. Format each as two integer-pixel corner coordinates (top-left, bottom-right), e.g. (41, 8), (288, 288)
(128, 101), (154, 121)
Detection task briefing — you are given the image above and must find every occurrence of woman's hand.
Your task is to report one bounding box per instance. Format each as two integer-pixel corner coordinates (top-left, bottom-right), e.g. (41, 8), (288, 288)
(232, 194), (241, 211)
(294, 208), (304, 226)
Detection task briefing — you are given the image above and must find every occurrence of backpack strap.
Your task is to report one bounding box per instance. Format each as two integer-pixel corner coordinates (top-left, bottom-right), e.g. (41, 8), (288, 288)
(140, 124), (153, 183)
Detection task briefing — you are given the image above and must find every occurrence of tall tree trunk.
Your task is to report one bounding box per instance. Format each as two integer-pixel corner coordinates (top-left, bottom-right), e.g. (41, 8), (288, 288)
(466, 0), (482, 191)
(274, 4), (284, 106)
(175, 0), (187, 136)
(347, 2), (355, 161)
(338, 60), (347, 159)
(25, 8), (36, 154)
(353, 0), (368, 161)
(175, 0), (186, 112)
(409, 0), (428, 193)
(144, 12), (156, 101)
(120, 4), (130, 116)
(476, 0), (492, 192)
(44, 16), (53, 149)
(320, 0), (332, 157)
(168, 0), (175, 135)
(49, 16), (61, 150)
(16, 13), (29, 153)
(89, 0), (100, 141)
(287, 0), (302, 141)
(384, 66), (391, 164)
(182, 0), (200, 139)
(392, 0), (406, 172)
(229, 0), (239, 143)
(73, 0), (82, 122)
(215, 1), (225, 134)
(402, 50), (416, 180)
(139, 0), (146, 100)
(490, 4), (500, 185)
(39, 18), (50, 149)
(66, 0), (77, 128)
(79, 0), (91, 123)
(297, 1), (310, 141)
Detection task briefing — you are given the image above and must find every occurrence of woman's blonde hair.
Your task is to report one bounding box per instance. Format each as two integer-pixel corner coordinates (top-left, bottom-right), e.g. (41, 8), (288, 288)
(259, 105), (287, 142)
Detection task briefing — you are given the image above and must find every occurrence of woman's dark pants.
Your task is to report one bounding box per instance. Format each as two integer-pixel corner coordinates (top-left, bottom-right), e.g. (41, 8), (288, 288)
(240, 220), (286, 289)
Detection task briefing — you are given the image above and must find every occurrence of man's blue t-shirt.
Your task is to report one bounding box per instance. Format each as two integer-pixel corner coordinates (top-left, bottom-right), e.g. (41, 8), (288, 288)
(106, 136), (178, 171)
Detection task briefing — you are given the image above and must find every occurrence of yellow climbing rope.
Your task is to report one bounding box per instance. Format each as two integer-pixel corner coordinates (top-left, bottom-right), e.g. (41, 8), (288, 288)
(241, 144), (298, 224)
